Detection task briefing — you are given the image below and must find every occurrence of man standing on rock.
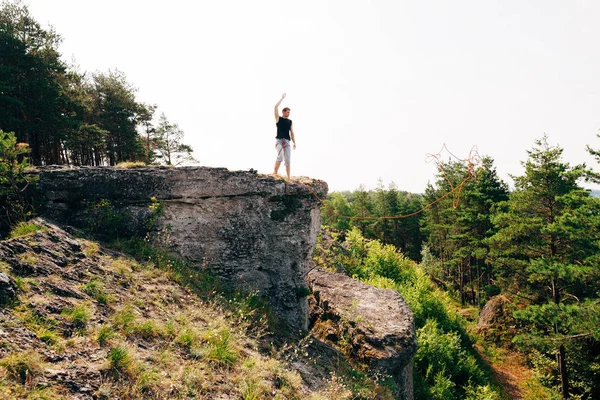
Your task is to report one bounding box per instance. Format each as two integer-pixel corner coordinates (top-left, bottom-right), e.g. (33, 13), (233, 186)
(273, 93), (296, 179)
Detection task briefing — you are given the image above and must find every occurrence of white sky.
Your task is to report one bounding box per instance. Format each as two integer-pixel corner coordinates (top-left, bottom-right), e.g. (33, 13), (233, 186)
(21, 0), (600, 193)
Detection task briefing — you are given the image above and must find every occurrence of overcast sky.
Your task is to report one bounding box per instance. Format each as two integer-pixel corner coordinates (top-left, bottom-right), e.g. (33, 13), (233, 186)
(20, 0), (600, 193)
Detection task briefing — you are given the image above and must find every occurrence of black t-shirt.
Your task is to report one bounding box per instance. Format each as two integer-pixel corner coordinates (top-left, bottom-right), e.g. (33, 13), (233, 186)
(276, 117), (292, 140)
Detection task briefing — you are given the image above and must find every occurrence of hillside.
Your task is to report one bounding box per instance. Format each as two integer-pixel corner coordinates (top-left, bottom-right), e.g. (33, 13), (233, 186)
(0, 220), (387, 399)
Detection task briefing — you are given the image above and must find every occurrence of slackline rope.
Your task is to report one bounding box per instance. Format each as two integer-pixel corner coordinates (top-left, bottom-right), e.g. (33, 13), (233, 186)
(278, 143), (483, 221)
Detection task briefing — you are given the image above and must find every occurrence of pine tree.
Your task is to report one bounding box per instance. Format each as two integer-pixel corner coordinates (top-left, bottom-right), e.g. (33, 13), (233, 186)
(489, 136), (600, 399)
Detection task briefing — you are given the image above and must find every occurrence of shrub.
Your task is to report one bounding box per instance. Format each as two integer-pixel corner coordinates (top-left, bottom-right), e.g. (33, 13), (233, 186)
(0, 130), (37, 236)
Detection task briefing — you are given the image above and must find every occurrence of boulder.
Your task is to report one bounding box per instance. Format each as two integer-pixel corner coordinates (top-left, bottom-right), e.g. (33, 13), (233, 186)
(308, 268), (416, 400)
(476, 294), (517, 343)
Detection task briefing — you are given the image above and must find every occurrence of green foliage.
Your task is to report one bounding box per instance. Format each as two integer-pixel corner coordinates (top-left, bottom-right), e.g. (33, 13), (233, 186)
(413, 318), (498, 400)
(151, 113), (196, 165)
(106, 344), (135, 379)
(0, 1), (69, 166)
(0, 2), (190, 168)
(422, 156), (509, 306)
(84, 199), (132, 240)
(315, 228), (502, 399)
(8, 221), (46, 239)
(82, 279), (111, 304)
(489, 136), (600, 398)
(0, 130), (37, 234)
(586, 132), (600, 183)
(82, 197), (163, 240)
(321, 184), (424, 260)
(61, 303), (92, 329)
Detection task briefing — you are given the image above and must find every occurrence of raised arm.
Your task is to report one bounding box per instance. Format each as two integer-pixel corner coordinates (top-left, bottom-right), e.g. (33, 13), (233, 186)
(274, 93), (286, 123)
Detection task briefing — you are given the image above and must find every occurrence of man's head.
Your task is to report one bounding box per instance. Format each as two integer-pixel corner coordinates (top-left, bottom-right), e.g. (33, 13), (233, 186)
(282, 107), (291, 118)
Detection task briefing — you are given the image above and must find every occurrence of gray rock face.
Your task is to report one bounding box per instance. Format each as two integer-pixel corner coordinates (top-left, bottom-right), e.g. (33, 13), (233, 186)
(0, 272), (17, 305)
(308, 268), (416, 400)
(36, 166), (327, 330)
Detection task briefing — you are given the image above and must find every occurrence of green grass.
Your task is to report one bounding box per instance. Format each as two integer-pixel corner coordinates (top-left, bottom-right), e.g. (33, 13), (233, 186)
(9, 222), (47, 239)
(0, 350), (44, 384)
(113, 306), (136, 331)
(175, 327), (197, 350)
(97, 325), (116, 346)
(106, 344), (136, 379)
(199, 328), (239, 366)
(128, 320), (162, 340)
(82, 279), (112, 305)
(61, 303), (92, 328)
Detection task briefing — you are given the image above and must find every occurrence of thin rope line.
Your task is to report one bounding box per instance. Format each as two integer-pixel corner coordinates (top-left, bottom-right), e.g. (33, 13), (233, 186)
(290, 144), (483, 221)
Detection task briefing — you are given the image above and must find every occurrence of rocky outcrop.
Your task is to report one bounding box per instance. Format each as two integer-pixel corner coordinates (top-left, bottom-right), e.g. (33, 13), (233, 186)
(32, 166), (417, 398)
(0, 273), (18, 305)
(307, 268), (416, 400)
(476, 294), (517, 344)
(35, 166), (327, 331)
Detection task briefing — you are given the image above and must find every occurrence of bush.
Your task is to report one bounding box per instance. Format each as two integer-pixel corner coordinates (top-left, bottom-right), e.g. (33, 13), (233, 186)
(0, 130), (36, 236)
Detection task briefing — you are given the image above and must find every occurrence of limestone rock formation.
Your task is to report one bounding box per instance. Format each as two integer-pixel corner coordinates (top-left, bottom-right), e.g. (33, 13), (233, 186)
(307, 268), (416, 400)
(36, 166), (327, 331)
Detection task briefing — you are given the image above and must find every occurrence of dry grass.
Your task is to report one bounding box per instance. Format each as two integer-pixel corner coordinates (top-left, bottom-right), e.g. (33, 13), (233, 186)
(0, 229), (389, 399)
(115, 161), (147, 168)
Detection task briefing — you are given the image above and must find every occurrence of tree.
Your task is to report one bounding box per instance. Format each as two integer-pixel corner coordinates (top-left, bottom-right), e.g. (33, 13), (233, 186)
(90, 70), (145, 165)
(321, 192), (354, 231)
(0, 130), (35, 233)
(489, 136), (600, 399)
(422, 157), (508, 305)
(152, 113), (196, 166)
(137, 103), (157, 163)
(0, 0), (73, 165)
(586, 131), (600, 183)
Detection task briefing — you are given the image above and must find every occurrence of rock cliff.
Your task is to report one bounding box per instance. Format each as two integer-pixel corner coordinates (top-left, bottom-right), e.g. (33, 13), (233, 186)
(36, 166), (326, 331)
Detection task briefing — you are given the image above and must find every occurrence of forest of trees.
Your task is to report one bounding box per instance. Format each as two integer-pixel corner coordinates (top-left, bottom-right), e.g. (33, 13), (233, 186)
(321, 134), (600, 399)
(0, 0), (194, 167)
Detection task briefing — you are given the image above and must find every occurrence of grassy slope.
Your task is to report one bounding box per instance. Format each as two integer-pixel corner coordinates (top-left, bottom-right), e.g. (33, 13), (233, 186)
(0, 222), (383, 400)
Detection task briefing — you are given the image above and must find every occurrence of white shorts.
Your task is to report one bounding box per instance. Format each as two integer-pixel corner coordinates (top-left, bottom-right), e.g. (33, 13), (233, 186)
(275, 139), (291, 167)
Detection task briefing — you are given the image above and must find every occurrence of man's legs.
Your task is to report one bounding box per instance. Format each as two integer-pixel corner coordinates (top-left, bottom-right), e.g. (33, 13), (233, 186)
(273, 161), (281, 175)
(283, 140), (291, 178)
